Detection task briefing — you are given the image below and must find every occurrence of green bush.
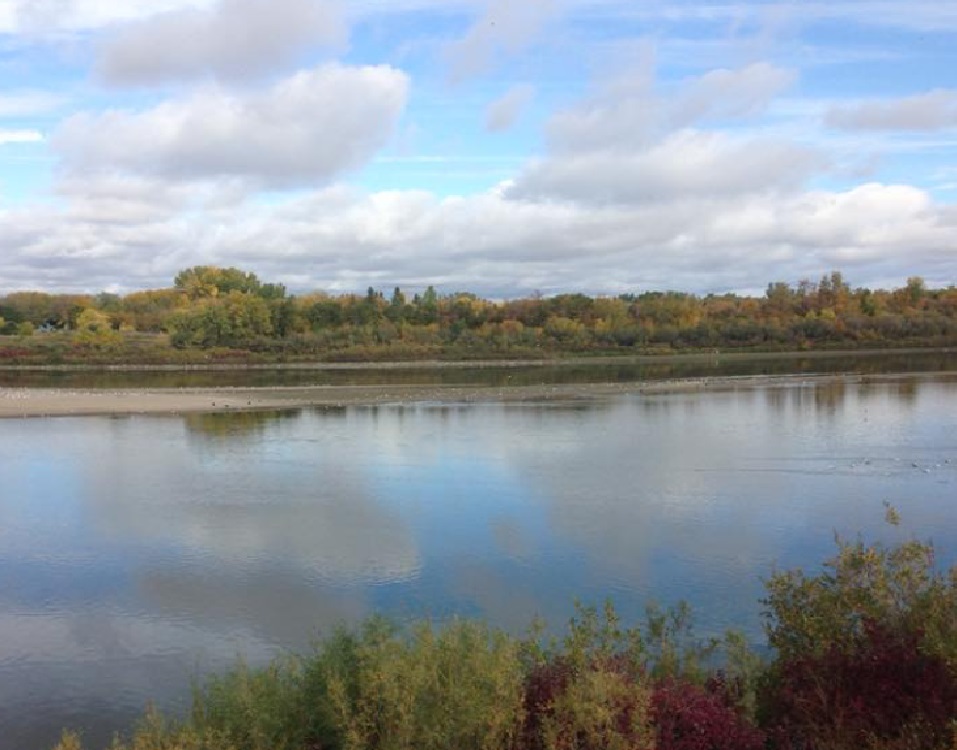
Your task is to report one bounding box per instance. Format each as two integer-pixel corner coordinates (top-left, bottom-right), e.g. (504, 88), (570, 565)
(188, 656), (305, 750)
(325, 617), (524, 750)
(763, 532), (957, 665)
(54, 710), (241, 750)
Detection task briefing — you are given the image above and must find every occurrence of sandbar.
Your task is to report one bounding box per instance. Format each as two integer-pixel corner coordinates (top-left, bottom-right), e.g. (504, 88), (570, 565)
(1, 372), (953, 418)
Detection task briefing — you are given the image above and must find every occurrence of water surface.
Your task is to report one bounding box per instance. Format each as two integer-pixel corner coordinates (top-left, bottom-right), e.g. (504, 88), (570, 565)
(1, 374), (956, 748)
(1, 349), (955, 389)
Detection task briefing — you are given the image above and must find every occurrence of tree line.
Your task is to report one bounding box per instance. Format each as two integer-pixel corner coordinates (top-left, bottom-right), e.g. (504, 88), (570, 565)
(1, 267), (956, 359)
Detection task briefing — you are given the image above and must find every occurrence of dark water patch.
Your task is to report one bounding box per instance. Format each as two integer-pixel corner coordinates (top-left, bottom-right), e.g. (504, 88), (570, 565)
(1, 350), (956, 389)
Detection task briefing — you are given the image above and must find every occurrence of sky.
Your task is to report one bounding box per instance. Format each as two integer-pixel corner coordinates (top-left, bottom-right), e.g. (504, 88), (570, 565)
(0, 0), (956, 298)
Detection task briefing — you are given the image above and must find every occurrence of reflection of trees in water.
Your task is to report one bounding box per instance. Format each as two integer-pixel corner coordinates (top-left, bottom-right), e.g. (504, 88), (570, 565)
(764, 380), (860, 416)
(1, 351), (956, 390)
(813, 380), (846, 415)
(763, 376), (935, 417)
(894, 378), (920, 403)
(764, 386), (789, 412)
(857, 377), (922, 405)
(184, 408), (302, 438)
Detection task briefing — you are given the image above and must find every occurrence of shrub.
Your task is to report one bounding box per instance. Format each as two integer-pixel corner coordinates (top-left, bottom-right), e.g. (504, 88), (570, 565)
(324, 617), (525, 750)
(521, 654), (655, 750)
(188, 656), (305, 750)
(652, 679), (765, 750)
(762, 528), (957, 749)
(520, 602), (664, 750)
(763, 620), (957, 750)
(763, 534), (957, 665)
(538, 660), (653, 750)
(53, 710), (242, 750)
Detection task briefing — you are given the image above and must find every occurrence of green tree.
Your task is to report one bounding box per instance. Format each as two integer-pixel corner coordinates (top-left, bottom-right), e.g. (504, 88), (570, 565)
(174, 266), (264, 299)
(906, 276), (926, 304)
(74, 308), (118, 347)
(168, 293), (274, 348)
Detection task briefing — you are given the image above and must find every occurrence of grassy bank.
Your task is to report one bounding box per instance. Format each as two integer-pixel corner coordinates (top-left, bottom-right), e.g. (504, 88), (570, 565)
(53, 520), (957, 750)
(2, 329), (957, 369)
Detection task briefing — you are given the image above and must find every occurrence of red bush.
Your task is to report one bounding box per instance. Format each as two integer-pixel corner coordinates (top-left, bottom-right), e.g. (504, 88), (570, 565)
(652, 679), (765, 750)
(0, 346), (33, 359)
(764, 620), (957, 749)
(521, 659), (574, 750)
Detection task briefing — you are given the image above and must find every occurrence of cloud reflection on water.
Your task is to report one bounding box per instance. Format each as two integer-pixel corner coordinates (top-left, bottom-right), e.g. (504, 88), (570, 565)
(1, 376), (956, 748)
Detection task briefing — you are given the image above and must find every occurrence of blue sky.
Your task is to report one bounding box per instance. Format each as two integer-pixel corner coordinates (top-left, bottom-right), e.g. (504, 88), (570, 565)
(0, 0), (955, 296)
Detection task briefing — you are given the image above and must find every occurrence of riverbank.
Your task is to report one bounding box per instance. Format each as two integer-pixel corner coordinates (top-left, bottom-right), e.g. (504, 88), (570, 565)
(2, 370), (955, 418)
(1, 346), (955, 371)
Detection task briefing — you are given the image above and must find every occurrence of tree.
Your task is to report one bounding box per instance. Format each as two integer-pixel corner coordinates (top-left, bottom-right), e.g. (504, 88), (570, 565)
(75, 308), (111, 333)
(906, 276), (926, 304)
(74, 308), (118, 347)
(174, 266), (264, 299)
(168, 293), (274, 348)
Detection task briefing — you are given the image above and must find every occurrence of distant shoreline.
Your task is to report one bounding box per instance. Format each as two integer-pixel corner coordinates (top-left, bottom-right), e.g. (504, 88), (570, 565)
(2, 370), (955, 419)
(0, 345), (954, 372)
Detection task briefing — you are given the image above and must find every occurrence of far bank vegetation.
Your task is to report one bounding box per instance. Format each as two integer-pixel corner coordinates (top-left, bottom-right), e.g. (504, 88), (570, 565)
(1, 268), (956, 364)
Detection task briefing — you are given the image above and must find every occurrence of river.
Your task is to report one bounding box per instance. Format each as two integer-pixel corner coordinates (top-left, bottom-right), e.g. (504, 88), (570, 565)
(1, 360), (956, 748)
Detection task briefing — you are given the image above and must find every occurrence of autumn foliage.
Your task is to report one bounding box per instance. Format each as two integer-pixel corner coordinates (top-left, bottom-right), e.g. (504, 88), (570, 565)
(3, 268), (957, 362)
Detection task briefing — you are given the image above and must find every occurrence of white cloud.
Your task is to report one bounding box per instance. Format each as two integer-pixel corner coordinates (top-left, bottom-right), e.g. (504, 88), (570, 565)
(1, 1), (955, 297)
(826, 90), (957, 132)
(485, 84), (535, 132)
(675, 62), (797, 123)
(0, 91), (67, 118)
(2, 0), (212, 32)
(0, 129), (44, 145)
(95, 0), (346, 86)
(446, 0), (558, 82)
(507, 61), (812, 205)
(510, 130), (824, 205)
(546, 62), (796, 153)
(10, 0), (76, 32)
(53, 64), (409, 188)
(4, 1), (956, 35)
(2, 178), (954, 296)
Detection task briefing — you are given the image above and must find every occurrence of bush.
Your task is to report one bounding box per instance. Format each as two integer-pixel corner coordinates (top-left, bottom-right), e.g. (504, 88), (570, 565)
(763, 620), (957, 750)
(762, 526), (957, 749)
(652, 679), (765, 750)
(324, 617), (525, 750)
(519, 601), (726, 750)
(188, 656), (305, 750)
(538, 660), (653, 750)
(763, 534), (957, 665)
(53, 710), (241, 750)
(521, 656), (654, 750)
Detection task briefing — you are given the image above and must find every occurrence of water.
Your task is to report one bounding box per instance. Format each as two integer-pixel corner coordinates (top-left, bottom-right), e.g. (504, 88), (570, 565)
(2, 373), (957, 748)
(1, 349), (955, 390)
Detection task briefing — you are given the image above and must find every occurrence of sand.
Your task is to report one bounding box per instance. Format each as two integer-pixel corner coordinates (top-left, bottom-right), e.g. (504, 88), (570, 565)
(0, 382), (638, 418)
(2, 371), (952, 419)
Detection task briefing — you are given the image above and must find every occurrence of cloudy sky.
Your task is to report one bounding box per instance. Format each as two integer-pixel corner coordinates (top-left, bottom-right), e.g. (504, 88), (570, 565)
(0, 0), (956, 297)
